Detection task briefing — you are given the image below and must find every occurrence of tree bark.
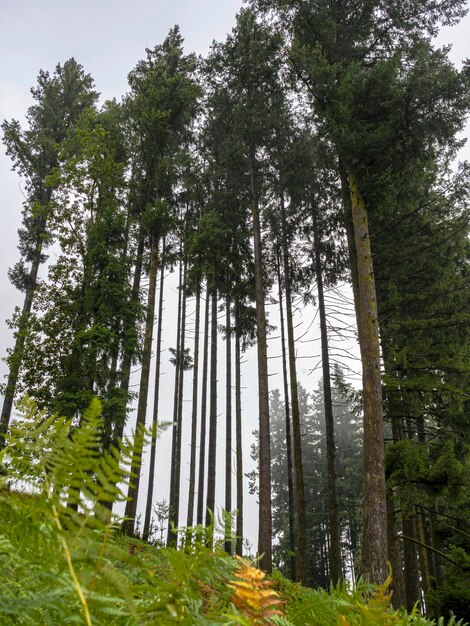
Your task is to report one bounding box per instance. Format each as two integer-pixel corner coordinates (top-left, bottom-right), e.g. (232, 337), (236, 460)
(171, 258), (188, 545)
(280, 195), (305, 582)
(250, 151), (272, 573)
(142, 239), (166, 541)
(235, 313), (244, 557)
(0, 223), (46, 447)
(276, 253), (296, 581)
(386, 486), (406, 609)
(224, 297), (233, 554)
(122, 235), (159, 536)
(114, 233), (145, 444)
(167, 255), (184, 547)
(312, 211), (342, 584)
(196, 284), (210, 526)
(186, 283), (201, 528)
(205, 287), (218, 533)
(348, 172), (388, 583)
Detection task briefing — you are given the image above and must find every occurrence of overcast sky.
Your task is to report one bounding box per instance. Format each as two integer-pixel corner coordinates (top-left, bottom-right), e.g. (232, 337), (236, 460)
(1, 1), (469, 546)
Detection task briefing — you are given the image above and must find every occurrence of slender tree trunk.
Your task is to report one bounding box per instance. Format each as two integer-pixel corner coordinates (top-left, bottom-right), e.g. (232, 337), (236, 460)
(196, 284), (210, 526)
(280, 194), (305, 582)
(167, 255), (183, 547)
(415, 415), (432, 599)
(114, 232), (145, 444)
(205, 287), (218, 532)
(387, 412), (407, 608)
(393, 405), (421, 610)
(348, 172), (388, 583)
(186, 283), (201, 528)
(235, 311), (243, 557)
(0, 234), (44, 447)
(171, 257), (188, 545)
(415, 511), (431, 599)
(348, 517), (357, 580)
(102, 349), (119, 452)
(312, 212), (342, 584)
(250, 151), (272, 573)
(122, 235), (159, 536)
(339, 165), (360, 316)
(386, 486), (406, 609)
(276, 253), (296, 581)
(224, 297), (233, 554)
(142, 239), (166, 541)
(430, 504), (445, 588)
(403, 512), (421, 611)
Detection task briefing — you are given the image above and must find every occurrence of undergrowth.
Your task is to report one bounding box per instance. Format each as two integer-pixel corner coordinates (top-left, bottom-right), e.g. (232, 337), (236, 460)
(0, 398), (466, 624)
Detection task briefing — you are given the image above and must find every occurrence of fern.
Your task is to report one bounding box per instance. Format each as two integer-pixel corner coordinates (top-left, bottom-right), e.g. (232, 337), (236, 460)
(0, 398), (466, 625)
(0, 397), (138, 624)
(228, 556), (284, 624)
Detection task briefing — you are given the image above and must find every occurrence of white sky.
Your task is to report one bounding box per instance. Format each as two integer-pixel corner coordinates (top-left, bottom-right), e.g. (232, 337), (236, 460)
(0, 1), (469, 548)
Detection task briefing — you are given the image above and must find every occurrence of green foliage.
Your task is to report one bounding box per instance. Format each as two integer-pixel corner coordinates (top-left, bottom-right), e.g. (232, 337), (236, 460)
(1, 397), (460, 624)
(271, 572), (466, 626)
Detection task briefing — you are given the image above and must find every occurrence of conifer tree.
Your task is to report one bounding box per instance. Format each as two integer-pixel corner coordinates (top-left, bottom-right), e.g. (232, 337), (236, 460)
(252, 0), (469, 582)
(1, 59), (97, 444)
(122, 27), (200, 535)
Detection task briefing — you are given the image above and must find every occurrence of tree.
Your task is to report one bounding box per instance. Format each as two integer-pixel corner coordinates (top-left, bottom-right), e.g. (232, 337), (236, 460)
(14, 105), (131, 440)
(122, 27), (200, 536)
(252, 0), (469, 582)
(205, 7), (287, 572)
(1, 59), (98, 445)
(250, 381), (362, 587)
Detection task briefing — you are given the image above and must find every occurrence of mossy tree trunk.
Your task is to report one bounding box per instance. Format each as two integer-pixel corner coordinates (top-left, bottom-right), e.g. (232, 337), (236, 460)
(348, 172), (388, 583)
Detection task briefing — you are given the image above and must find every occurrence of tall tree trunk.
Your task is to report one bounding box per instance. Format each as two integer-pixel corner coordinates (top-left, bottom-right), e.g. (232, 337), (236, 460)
(276, 253), (296, 581)
(142, 239), (166, 541)
(392, 401), (421, 611)
(122, 235), (159, 536)
(348, 172), (388, 583)
(171, 257), (188, 545)
(0, 231), (45, 447)
(403, 512), (421, 611)
(312, 212), (342, 584)
(205, 287), (218, 533)
(224, 297), (233, 554)
(186, 283), (201, 528)
(235, 311), (243, 557)
(280, 194), (305, 583)
(415, 511), (431, 599)
(339, 165), (360, 316)
(250, 151), (272, 573)
(167, 255), (184, 547)
(196, 284), (210, 526)
(114, 232), (145, 444)
(386, 486), (406, 609)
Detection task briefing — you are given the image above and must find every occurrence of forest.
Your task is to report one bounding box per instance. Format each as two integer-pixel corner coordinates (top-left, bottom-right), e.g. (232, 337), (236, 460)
(0, 0), (469, 623)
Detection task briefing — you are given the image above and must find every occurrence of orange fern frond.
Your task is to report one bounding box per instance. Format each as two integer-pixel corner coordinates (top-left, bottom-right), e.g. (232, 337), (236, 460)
(228, 557), (284, 624)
